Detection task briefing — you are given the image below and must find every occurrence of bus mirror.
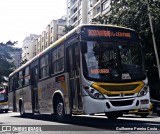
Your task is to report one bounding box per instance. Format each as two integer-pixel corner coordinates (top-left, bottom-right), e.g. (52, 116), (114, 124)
(81, 41), (87, 53)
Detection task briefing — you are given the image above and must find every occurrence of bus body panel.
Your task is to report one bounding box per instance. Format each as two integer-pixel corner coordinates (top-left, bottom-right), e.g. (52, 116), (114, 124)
(38, 73), (69, 114)
(16, 89), (23, 112)
(8, 92), (14, 111)
(23, 86), (32, 113)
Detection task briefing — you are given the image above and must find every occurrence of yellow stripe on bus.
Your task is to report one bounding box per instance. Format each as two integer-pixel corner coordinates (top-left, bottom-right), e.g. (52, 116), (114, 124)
(92, 81), (144, 95)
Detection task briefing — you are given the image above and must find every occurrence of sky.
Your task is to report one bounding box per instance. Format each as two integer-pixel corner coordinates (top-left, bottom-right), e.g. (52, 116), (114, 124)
(0, 0), (66, 48)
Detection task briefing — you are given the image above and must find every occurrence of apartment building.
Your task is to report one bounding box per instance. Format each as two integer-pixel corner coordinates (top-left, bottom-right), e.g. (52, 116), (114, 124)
(46, 25), (50, 48)
(10, 49), (22, 68)
(22, 34), (39, 62)
(67, 0), (111, 26)
(35, 35), (41, 55)
(41, 31), (46, 52)
(67, 0), (87, 27)
(50, 17), (67, 45)
(57, 17), (67, 39)
(34, 17), (67, 55)
(50, 20), (58, 45)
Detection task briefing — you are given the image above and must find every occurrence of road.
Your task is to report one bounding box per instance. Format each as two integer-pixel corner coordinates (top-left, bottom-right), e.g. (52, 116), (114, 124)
(0, 112), (160, 134)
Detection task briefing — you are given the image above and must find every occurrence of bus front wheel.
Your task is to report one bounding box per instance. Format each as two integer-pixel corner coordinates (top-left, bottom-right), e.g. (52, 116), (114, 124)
(55, 97), (66, 122)
(105, 112), (122, 119)
(139, 113), (149, 118)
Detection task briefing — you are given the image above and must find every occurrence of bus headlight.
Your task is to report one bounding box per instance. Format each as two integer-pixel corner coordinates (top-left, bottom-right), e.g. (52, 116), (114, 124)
(84, 86), (105, 99)
(137, 86), (148, 97)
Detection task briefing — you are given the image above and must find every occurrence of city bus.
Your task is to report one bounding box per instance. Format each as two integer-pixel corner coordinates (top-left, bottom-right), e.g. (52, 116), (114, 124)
(8, 24), (150, 121)
(0, 85), (9, 113)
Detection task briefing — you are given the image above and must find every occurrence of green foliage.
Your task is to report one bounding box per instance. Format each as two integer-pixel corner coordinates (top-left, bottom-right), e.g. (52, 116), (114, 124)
(63, 25), (74, 34)
(21, 59), (28, 65)
(0, 41), (17, 83)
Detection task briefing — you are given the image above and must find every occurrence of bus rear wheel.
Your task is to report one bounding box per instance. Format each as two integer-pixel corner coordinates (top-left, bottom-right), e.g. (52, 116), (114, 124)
(19, 103), (25, 117)
(55, 97), (66, 122)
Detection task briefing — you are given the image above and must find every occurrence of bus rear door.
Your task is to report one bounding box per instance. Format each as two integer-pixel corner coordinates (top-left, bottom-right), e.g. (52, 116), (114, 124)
(31, 62), (39, 113)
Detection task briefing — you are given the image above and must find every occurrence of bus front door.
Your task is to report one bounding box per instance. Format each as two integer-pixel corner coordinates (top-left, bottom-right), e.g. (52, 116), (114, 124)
(67, 44), (83, 113)
(31, 66), (38, 113)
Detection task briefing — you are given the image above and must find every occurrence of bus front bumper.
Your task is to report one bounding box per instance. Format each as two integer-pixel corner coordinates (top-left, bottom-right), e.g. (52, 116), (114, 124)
(83, 94), (150, 114)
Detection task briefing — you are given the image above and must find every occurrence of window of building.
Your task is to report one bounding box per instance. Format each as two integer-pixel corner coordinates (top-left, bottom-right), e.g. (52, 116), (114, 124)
(96, 5), (100, 14)
(51, 27), (53, 33)
(51, 37), (53, 43)
(73, 7), (77, 13)
(40, 54), (49, 79)
(102, 0), (110, 11)
(51, 45), (64, 74)
(46, 33), (48, 39)
(46, 42), (48, 47)
(73, 16), (78, 22)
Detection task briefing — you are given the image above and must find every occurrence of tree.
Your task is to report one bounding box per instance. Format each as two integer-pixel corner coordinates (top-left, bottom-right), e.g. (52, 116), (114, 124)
(0, 41), (17, 83)
(63, 25), (74, 34)
(20, 59), (28, 65)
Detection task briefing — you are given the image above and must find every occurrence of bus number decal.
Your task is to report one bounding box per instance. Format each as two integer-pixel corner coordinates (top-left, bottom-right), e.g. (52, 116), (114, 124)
(91, 69), (109, 74)
(55, 75), (65, 82)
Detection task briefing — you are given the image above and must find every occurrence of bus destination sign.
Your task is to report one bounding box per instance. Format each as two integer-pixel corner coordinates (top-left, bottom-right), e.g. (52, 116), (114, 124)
(82, 26), (140, 42)
(88, 30), (131, 38)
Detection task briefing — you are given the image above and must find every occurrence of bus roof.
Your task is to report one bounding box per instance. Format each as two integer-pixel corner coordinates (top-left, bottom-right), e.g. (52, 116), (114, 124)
(9, 24), (135, 77)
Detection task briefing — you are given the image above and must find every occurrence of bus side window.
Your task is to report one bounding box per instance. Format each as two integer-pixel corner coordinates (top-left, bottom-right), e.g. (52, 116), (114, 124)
(9, 77), (13, 92)
(18, 71), (23, 88)
(75, 45), (80, 76)
(40, 54), (49, 79)
(68, 47), (74, 77)
(51, 45), (64, 74)
(24, 66), (30, 86)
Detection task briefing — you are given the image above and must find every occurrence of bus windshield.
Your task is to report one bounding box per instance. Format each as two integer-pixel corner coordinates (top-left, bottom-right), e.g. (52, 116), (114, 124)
(82, 41), (146, 82)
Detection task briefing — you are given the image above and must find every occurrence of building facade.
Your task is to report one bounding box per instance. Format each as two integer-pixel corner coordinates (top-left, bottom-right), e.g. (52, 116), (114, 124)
(35, 16), (67, 55)
(67, 0), (87, 27)
(10, 49), (22, 69)
(22, 34), (39, 62)
(67, 0), (111, 26)
(22, 1), (111, 61)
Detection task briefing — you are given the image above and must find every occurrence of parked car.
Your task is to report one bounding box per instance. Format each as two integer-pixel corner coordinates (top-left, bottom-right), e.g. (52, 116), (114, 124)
(150, 99), (160, 116)
(128, 102), (153, 118)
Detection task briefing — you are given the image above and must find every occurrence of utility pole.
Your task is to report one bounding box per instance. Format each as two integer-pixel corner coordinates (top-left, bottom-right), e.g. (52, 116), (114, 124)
(146, 0), (160, 80)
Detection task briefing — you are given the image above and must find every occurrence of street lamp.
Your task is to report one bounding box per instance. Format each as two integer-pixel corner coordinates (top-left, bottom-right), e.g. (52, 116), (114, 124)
(146, 0), (160, 80)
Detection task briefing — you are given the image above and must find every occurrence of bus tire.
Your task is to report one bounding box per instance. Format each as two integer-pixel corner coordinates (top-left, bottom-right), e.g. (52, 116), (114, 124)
(157, 111), (160, 117)
(55, 97), (66, 122)
(105, 112), (121, 119)
(5, 110), (8, 113)
(139, 113), (149, 118)
(19, 102), (25, 117)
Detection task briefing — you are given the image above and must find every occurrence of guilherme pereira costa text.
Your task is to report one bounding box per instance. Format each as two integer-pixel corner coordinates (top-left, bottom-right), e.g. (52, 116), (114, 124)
(116, 126), (158, 131)
(0, 125), (159, 132)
